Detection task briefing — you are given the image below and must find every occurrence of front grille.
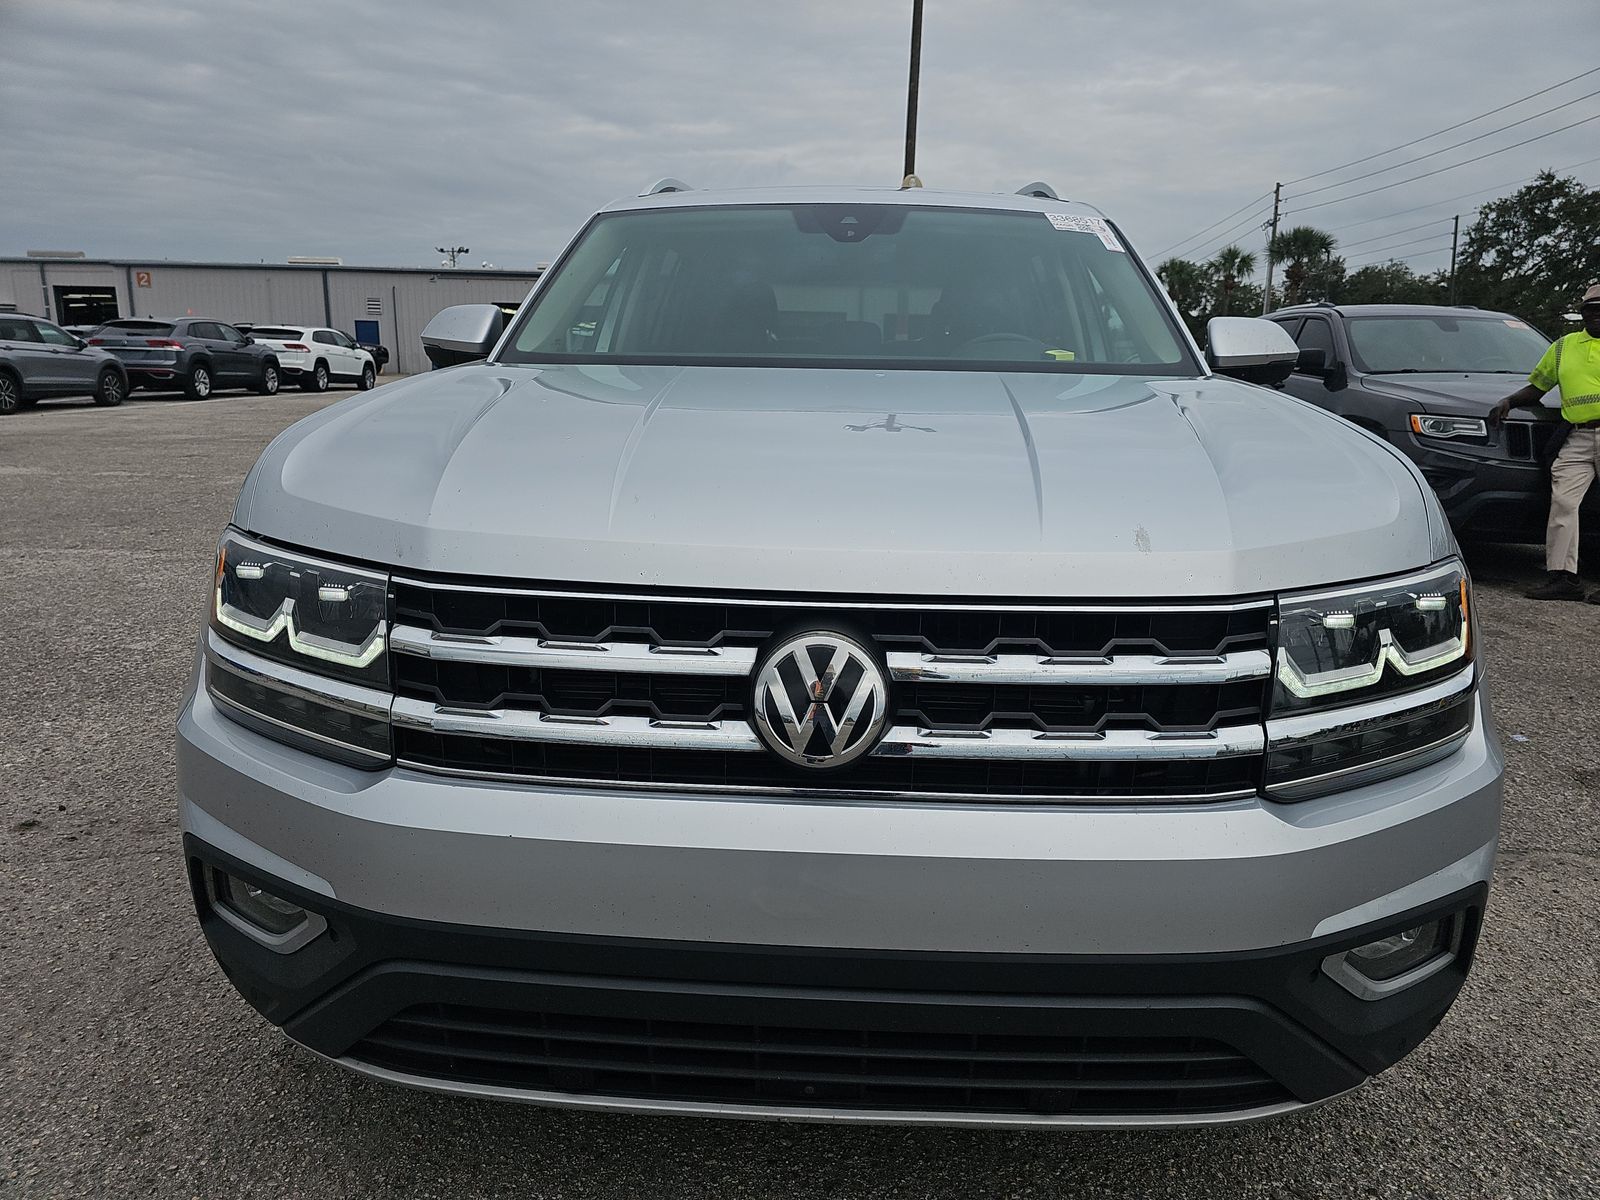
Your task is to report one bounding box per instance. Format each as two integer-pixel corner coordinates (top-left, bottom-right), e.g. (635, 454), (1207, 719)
(354, 1003), (1291, 1117)
(390, 578), (1272, 802)
(1504, 419), (1560, 463)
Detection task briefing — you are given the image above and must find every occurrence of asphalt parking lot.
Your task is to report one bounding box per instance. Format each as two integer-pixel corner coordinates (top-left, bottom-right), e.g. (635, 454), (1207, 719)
(1, 386), (1596, 1199)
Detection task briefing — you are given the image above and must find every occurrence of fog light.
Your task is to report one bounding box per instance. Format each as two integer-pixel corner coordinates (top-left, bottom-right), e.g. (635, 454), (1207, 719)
(206, 867), (327, 952)
(218, 872), (305, 934)
(1323, 917), (1456, 1000)
(1348, 922), (1447, 981)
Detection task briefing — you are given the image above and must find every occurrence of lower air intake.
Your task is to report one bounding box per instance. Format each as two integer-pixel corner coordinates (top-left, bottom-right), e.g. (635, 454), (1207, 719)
(353, 1003), (1291, 1117)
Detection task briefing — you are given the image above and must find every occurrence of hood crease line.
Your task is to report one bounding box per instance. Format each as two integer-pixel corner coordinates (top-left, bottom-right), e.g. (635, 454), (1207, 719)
(996, 376), (1044, 536)
(608, 367), (687, 532)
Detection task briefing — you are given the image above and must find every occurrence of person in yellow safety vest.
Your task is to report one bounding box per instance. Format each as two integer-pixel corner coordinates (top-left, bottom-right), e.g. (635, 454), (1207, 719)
(1489, 283), (1600, 601)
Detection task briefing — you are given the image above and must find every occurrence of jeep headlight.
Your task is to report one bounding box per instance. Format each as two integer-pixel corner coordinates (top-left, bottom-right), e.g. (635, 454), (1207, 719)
(1409, 414), (1488, 441)
(1266, 560), (1476, 800)
(205, 530), (391, 766)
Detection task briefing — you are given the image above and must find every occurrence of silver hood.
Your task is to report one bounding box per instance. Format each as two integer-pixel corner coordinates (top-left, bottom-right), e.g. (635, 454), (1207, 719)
(236, 364), (1437, 598)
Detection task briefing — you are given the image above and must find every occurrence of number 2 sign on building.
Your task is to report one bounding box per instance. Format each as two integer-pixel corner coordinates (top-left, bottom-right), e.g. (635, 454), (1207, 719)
(135, 271), (152, 288)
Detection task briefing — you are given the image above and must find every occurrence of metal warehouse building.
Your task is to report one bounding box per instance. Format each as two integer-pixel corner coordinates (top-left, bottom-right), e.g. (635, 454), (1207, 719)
(0, 256), (544, 376)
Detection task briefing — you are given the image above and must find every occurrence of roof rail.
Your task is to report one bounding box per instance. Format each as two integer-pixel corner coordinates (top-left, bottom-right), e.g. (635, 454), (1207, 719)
(641, 178), (693, 196)
(1015, 181), (1060, 200)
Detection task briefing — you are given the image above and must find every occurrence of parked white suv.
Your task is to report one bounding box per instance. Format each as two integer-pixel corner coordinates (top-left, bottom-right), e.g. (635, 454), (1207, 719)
(247, 326), (375, 392)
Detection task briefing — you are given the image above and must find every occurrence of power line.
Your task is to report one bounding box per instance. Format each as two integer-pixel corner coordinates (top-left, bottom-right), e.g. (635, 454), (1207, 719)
(1346, 244), (1455, 268)
(1152, 191), (1271, 259)
(1284, 111), (1600, 216)
(1180, 207), (1274, 262)
(1285, 66), (1600, 186)
(1290, 85), (1600, 199)
(1322, 153), (1600, 233)
(1343, 233), (1454, 264)
(1339, 217), (1454, 249)
(1156, 204), (1271, 264)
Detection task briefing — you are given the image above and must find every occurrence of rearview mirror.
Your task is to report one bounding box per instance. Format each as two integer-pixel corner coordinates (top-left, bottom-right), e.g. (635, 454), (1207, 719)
(1205, 317), (1299, 388)
(421, 304), (506, 369)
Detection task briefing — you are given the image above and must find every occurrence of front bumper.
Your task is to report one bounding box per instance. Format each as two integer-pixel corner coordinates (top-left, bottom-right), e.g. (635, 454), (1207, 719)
(178, 681), (1502, 1126)
(1399, 433), (1599, 539)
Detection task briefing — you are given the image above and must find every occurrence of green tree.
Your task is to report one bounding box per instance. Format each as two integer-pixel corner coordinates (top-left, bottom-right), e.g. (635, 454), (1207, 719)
(1156, 257), (1211, 338)
(1456, 170), (1600, 333)
(1339, 261), (1447, 305)
(1267, 226), (1338, 306)
(1208, 245), (1257, 316)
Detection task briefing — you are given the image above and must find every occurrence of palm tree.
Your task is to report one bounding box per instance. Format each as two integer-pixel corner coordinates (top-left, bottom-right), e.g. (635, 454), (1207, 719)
(1208, 245), (1258, 316)
(1155, 258), (1210, 337)
(1266, 226), (1337, 306)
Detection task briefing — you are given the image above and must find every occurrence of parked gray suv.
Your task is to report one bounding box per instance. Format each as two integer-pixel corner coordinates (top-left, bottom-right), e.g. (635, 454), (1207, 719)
(1267, 303), (1590, 542)
(0, 313), (128, 412)
(178, 183), (1501, 1127)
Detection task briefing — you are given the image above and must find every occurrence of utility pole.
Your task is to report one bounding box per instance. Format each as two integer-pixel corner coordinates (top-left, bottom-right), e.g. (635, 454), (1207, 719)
(902, 0), (924, 182)
(436, 245), (469, 268)
(1261, 182), (1282, 314)
(1448, 214), (1461, 305)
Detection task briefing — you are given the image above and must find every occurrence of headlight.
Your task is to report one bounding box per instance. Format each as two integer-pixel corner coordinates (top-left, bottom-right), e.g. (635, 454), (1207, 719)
(1274, 560), (1470, 712)
(1266, 560), (1476, 801)
(212, 530), (388, 686)
(206, 530), (392, 767)
(1409, 414), (1487, 441)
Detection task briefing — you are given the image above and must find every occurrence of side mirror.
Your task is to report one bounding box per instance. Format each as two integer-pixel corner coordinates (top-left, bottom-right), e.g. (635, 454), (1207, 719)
(1205, 317), (1299, 388)
(1295, 348), (1327, 375)
(74, 337), (88, 349)
(421, 304), (506, 369)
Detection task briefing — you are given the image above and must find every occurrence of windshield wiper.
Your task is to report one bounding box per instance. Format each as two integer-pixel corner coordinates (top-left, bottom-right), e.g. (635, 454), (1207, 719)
(1366, 368), (1426, 374)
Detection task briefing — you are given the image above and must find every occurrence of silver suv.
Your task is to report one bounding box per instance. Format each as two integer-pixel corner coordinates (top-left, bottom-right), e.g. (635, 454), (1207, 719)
(178, 183), (1501, 1127)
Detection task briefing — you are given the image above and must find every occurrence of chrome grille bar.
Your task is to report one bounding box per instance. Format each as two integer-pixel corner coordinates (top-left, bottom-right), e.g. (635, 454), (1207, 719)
(392, 696), (1261, 763)
(391, 697), (763, 752)
(391, 624), (757, 676)
(889, 649), (1271, 686)
(393, 625), (1269, 686)
(875, 725), (1265, 761)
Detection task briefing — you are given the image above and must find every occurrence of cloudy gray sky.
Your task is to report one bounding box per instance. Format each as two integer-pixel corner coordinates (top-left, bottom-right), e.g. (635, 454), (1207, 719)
(4, 0), (1598, 276)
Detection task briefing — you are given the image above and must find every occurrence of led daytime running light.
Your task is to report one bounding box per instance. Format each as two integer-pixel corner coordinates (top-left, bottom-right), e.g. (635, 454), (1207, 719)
(213, 587), (386, 669)
(1276, 626), (1468, 699)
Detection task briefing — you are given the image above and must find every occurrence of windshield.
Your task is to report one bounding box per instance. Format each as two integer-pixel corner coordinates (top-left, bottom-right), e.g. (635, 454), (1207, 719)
(1345, 314), (1549, 374)
(501, 204), (1195, 374)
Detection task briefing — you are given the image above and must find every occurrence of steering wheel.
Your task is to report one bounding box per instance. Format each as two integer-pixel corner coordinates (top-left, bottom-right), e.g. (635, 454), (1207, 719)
(1474, 355), (1516, 372)
(953, 332), (1050, 360)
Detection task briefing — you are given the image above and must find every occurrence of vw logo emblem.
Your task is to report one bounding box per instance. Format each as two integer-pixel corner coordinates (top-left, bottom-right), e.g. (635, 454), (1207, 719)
(751, 632), (889, 769)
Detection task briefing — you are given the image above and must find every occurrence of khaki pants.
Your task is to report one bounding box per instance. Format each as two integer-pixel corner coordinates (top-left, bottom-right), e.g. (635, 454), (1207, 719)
(1547, 425), (1600, 573)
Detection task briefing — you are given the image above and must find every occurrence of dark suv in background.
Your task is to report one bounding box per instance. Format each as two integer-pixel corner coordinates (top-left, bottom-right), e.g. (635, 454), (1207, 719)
(1266, 303), (1591, 542)
(89, 318), (281, 400)
(0, 312), (129, 413)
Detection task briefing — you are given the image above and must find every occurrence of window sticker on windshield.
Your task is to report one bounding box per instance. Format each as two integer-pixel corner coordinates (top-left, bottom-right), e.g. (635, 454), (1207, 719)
(1044, 212), (1124, 252)
(1503, 319), (1528, 329)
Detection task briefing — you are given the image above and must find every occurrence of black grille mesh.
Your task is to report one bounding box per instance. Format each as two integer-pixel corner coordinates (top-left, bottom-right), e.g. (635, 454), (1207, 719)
(355, 1003), (1291, 1117)
(393, 582), (1269, 659)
